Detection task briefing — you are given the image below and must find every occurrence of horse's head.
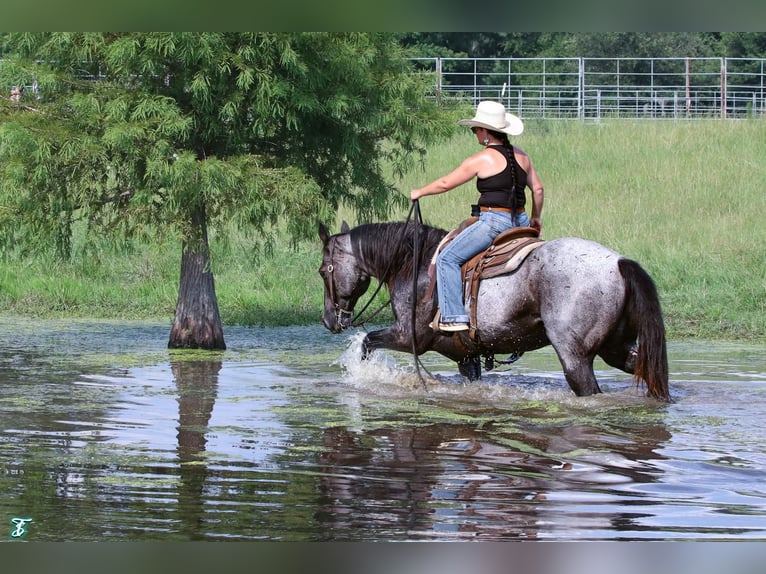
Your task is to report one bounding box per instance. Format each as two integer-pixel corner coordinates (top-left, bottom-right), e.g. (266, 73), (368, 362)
(318, 222), (371, 333)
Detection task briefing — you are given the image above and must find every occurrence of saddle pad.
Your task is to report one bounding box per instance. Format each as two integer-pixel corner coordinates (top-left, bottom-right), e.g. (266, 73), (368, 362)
(478, 237), (544, 278)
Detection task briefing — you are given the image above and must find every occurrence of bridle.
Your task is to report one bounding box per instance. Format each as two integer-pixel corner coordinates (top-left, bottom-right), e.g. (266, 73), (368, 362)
(324, 234), (354, 329)
(324, 233), (384, 330)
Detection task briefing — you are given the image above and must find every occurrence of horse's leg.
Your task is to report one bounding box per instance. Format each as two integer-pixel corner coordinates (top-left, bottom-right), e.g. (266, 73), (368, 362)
(457, 355), (482, 381)
(563, 360), (601, 396)
(361, 326), (423, 359)
(361, 329), (387, 359)
(598, 335), (638, 374)
(543, 319), (603, 395)
(361, 336), (374, 360)
(555, 351), (601, 396)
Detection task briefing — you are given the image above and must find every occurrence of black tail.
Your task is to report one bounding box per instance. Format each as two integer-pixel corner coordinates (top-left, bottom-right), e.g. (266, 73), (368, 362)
(619, 258), (671, 402)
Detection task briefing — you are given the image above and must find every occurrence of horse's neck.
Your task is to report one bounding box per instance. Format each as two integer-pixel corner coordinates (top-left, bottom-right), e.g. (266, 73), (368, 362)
(362, 243), (408, 280)
(357, 223), (439, 280)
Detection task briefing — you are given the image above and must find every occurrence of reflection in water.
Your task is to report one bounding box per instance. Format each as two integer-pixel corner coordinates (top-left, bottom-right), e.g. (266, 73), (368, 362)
(315, 418), (672, 540)
(174, 360), (220, 540)
(0, 319), (765, 541)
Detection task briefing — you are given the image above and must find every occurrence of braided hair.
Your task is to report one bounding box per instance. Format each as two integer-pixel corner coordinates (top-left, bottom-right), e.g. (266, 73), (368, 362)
(488, 130), (520, 213)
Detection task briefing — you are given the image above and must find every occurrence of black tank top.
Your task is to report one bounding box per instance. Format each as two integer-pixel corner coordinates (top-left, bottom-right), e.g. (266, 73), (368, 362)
(476, 145), (528, 210)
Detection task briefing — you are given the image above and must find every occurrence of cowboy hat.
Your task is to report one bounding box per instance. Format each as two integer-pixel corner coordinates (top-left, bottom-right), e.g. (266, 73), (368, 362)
(457, 100), (524, 136)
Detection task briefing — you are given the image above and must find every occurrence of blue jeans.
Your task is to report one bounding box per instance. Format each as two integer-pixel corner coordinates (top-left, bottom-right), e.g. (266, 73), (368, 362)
(436, 210), (530, 324)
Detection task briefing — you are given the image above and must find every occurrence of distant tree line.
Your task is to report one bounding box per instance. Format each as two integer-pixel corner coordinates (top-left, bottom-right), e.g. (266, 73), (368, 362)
(4, 32), (765, 62)
(399, 32), (766, 59)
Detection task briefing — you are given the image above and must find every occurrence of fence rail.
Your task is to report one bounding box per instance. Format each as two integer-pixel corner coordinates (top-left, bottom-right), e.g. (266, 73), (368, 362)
(412, 57), (766, 120)
(6, 56), (765, 121)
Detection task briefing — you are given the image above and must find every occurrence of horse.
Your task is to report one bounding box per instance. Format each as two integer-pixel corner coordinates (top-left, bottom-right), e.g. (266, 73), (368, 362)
(318, 220), (670, 402)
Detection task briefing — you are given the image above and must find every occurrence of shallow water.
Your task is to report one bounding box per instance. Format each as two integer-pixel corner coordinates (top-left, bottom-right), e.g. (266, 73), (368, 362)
(1, 317), (765, 541)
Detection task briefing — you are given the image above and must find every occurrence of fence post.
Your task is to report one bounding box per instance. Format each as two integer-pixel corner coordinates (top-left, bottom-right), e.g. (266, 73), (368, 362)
(578, 57), (584, 120)
(685, 56), (691, 118)
(721, 57), (727, 119)
(761, 59), (765, 115)
(473, 58), (478, 104)
(435, 57), (442, 105)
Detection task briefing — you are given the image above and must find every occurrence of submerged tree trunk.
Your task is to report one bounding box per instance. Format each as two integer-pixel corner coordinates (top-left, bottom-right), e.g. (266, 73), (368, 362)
(168, 204), (226, 350)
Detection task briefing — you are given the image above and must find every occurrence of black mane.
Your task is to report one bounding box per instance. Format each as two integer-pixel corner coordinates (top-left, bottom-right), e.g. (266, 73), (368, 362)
(348, 221), (447, 280)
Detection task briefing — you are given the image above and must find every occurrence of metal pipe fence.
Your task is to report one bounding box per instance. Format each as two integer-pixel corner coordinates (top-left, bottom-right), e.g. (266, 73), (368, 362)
(412, 56), (766, 120)
(5, 55), (765, 121)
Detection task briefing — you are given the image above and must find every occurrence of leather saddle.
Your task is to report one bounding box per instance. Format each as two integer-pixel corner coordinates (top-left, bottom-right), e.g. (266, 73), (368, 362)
(427, 218), (544, 338)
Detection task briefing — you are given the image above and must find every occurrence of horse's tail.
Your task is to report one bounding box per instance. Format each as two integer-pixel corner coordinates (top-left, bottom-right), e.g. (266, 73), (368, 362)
(619, 258), (671, 402)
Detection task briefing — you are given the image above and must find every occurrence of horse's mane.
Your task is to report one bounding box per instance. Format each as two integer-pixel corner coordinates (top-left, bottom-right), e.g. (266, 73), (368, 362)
(348, 221), (447, 280)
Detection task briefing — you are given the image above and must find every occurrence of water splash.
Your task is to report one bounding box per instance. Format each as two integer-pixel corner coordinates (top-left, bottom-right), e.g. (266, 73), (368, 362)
(329, 330), (608, 407)
(333, 331), (424, 392)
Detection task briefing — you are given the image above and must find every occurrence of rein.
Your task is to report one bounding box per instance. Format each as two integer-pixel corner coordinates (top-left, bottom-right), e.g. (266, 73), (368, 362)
(409, 200), (433, 388)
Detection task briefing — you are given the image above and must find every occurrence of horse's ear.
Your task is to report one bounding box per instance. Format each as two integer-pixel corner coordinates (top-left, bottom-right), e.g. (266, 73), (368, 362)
(318, 222), (330, 243)
(341, 220), (350, 233)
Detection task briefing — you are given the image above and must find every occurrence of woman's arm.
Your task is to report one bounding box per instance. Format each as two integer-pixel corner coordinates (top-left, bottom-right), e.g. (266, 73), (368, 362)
(410, 153), (485, 201)
(526, 161), (544, 234)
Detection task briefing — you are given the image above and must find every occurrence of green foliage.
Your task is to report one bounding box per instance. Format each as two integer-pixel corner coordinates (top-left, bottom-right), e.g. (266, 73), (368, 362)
(721, 32), (766, 57)
(560, 32), (722, 58)
(0, 33), (451, 261)
(400, 33), (572, 59)
(401, 32), (759, 59)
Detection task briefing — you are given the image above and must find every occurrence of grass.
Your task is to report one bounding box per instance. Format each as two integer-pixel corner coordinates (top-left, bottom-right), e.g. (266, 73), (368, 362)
(1, 119), (764, 341)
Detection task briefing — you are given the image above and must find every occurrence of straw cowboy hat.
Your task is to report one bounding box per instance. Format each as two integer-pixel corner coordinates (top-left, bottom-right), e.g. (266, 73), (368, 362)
(457, 100), (524, 136)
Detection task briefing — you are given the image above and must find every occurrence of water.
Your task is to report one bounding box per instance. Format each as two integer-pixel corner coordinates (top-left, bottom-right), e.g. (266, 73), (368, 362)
(1, 317), (765, 541)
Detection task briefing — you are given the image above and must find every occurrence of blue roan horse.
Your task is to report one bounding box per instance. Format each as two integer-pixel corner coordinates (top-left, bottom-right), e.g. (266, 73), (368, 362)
(319, 221), (670, 402)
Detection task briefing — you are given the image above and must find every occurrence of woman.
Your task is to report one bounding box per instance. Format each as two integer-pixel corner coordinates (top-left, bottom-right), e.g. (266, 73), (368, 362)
(410, 100), (544, 332)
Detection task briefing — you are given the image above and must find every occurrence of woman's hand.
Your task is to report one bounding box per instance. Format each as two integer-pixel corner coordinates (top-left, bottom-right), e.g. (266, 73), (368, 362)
(530, 216), (543, 237)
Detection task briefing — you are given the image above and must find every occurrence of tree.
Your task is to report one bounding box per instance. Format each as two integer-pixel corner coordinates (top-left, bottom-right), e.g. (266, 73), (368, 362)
(400, 33), (724, 60)
(721, 32), (766, 57)
(561, 33), (721, 58)
(0, 33), (449, 349)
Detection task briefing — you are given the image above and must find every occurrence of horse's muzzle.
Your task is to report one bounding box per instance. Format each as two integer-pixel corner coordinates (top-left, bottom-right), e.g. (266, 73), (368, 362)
(323, 308), (352, 333)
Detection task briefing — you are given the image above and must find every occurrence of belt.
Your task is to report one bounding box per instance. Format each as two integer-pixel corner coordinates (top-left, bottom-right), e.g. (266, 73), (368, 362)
(480, 206), (525, 214)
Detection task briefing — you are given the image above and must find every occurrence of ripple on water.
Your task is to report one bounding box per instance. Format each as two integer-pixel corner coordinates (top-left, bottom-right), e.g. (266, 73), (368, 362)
(2, 320), (766, 541)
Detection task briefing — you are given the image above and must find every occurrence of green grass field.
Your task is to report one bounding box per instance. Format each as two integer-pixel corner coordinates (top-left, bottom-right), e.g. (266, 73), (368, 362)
(1, 120), (764, 340)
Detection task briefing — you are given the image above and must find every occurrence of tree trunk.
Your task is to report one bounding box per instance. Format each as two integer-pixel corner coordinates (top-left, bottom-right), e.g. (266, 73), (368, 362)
(168, 204), (226, 350)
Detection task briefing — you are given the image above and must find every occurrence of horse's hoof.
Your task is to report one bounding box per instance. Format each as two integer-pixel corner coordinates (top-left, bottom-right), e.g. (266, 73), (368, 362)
(458, 356), (482, 381)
